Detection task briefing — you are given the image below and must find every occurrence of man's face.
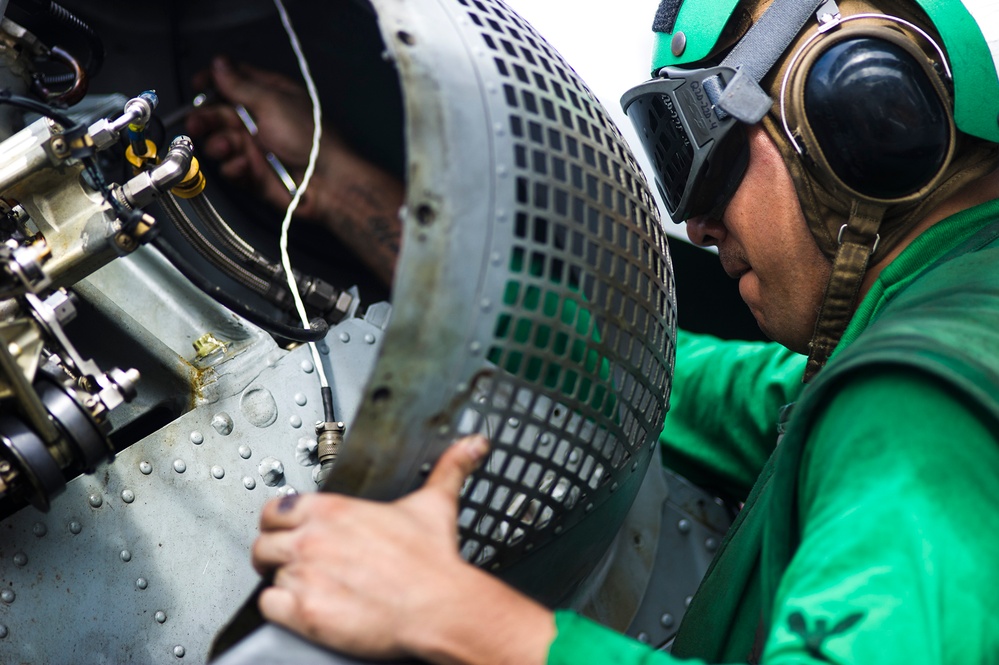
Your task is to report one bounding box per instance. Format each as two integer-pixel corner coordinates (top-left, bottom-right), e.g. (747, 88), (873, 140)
(685, 125), (831, 354)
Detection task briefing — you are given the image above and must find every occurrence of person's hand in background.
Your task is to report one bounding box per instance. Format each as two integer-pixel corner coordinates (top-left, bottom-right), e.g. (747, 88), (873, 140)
(186, 56), (405, 285)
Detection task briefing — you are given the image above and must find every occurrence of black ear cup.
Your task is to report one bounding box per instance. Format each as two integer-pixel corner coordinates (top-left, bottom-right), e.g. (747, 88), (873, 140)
(802, 36), (950, 199)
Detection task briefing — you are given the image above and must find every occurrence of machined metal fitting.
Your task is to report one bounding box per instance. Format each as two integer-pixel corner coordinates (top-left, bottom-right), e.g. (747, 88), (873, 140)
(314, 420), (345, 485)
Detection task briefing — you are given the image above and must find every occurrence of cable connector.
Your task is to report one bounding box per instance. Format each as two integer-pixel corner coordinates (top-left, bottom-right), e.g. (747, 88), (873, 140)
(314, 420), (344, 486)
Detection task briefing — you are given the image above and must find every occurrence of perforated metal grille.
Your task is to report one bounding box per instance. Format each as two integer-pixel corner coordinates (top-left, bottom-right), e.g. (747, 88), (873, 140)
(449, 0), (676, 571)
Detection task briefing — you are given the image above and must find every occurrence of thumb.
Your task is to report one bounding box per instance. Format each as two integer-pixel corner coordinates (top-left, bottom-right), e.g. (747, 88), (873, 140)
(423, 435), (490, 499)
(210, 56), (259, 107)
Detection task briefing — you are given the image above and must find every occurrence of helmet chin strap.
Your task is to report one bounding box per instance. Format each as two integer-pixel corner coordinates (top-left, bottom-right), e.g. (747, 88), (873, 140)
(803, 199), (885, 381)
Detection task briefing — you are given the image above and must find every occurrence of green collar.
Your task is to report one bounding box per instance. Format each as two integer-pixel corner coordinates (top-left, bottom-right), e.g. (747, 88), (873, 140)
(833, 197), (999, 359)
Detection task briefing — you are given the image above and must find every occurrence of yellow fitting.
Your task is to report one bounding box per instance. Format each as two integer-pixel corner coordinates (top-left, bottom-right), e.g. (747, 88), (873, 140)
(193, 332), (227, 359)
(171, 157), (207, 199)
(125, 140), (159, 172)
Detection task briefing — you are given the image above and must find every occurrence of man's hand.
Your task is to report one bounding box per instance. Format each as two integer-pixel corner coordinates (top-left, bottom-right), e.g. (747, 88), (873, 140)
(184, 56), (405, 286)
(252, 435), (555, 665)
(185, 56), (327, 219)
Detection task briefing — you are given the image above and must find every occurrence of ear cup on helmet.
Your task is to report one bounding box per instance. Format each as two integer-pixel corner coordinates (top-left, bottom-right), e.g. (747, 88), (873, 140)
(782, 20), (956, 204)
(804, 37), (950, 199)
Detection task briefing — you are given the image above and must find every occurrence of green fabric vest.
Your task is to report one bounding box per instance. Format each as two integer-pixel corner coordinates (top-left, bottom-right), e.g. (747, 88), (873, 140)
(671, 219), (999, 662)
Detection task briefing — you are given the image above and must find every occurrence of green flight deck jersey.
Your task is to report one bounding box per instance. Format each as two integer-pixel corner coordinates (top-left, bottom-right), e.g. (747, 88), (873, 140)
(548, 199), (999, 664)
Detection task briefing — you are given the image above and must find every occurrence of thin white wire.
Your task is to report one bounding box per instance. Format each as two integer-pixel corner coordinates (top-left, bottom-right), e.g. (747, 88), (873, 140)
(273, 0), (329, 389)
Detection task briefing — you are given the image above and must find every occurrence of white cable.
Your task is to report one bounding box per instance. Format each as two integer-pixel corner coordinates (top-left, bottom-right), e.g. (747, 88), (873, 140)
(273, 0), (330, 389)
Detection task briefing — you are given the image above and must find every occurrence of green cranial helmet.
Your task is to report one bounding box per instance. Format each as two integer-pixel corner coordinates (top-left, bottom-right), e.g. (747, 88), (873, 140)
(625, 0), (999, 379)
(651, 0), (999, 143)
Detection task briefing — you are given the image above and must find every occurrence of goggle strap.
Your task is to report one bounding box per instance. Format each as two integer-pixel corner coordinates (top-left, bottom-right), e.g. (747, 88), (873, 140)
(703, 0), (828, 123)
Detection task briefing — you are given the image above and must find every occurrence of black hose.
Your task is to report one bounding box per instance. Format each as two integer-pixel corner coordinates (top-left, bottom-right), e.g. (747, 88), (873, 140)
(8, 0), (105, 81)
(0, 87), (76, 128)
(321, 386), (335, 422)
(151, 236), (328, 344)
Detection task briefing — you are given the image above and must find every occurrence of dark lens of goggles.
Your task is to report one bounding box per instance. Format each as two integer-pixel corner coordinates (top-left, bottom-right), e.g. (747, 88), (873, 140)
(621, 67), (750, 222)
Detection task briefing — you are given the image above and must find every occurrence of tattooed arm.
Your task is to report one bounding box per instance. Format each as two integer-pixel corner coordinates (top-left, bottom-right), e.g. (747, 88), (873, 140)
(186, 57), (405, 286)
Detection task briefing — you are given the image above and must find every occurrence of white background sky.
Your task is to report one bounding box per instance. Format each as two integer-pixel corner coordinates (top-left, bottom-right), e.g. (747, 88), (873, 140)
(501, 0), (687, 239)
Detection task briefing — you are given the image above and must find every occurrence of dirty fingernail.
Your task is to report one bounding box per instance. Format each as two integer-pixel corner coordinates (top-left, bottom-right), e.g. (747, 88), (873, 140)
(277, 493), (300, 513)
(462, 435), (490, 462)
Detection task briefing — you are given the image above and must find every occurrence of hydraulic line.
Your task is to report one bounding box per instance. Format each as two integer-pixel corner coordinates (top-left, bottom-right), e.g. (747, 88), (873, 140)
(158, 193), (273, 297)
(183, 191), (347, 321)
(151, 235), (327, 344)
(187, 193), (259, 265)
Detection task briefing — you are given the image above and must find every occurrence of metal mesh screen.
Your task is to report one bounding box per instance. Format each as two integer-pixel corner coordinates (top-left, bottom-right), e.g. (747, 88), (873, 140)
(447, 0), (677, 572)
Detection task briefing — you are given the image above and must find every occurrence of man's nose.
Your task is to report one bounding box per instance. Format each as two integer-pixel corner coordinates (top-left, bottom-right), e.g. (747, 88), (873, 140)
(685, 215), (727, 247)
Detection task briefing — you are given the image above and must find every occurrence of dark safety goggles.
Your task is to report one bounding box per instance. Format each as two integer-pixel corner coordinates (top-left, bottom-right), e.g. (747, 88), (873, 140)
(621, 65), (750, 223)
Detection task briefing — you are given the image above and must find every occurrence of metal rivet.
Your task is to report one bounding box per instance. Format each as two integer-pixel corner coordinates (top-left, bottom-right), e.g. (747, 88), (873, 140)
(364, 333), (376, 344)
(289, 415), (303, 429)
(12, 553), (27, 567)
(339, 332), (350, 343)
(121, 489), (135, 504)
(610, 482), (619, 492)
(238, 445), (252, 460)
(0, 624), (7, 638)
(139, 461), (152, 475)
(190, 431), (205, 445)
(120, 549), (132, 562)
(632, 461), (639, 472)
(554, 525), (563, 535)
(277, 486), (298, 497)
(637, 632), (650, 643)
(259, 458), (285, 486)
(69, 521), (82, 535)
(173, 460), (187, 474)
(705, 537), (718, 552)
(211, 413), (234, 436)
(0, 589), (14, 604)
(88, 494), (103, 508)
(490, 252), (502, 266)
(671, 31), (686, 57)
(585, 503), (594, 513)
(243, 476), (256, 490)
(685, 595), (693, 607)
(469, 341), (482, 355)
(136, 578), (148, 590)
(300, 360), (314, 374)
(294, 393), (307, 406)
(211, 466), (225, 479)
(155, 611), (167, 624)
(32, 522), (47, 537)
(677, 519), (691, 534)
(174, 645), (186, 658)
(480, 298), (492, 312)
(660, 613), (675, 628)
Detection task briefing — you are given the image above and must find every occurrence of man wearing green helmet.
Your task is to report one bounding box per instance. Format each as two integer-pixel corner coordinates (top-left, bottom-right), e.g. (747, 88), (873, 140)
(247, 0), (999, 663)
